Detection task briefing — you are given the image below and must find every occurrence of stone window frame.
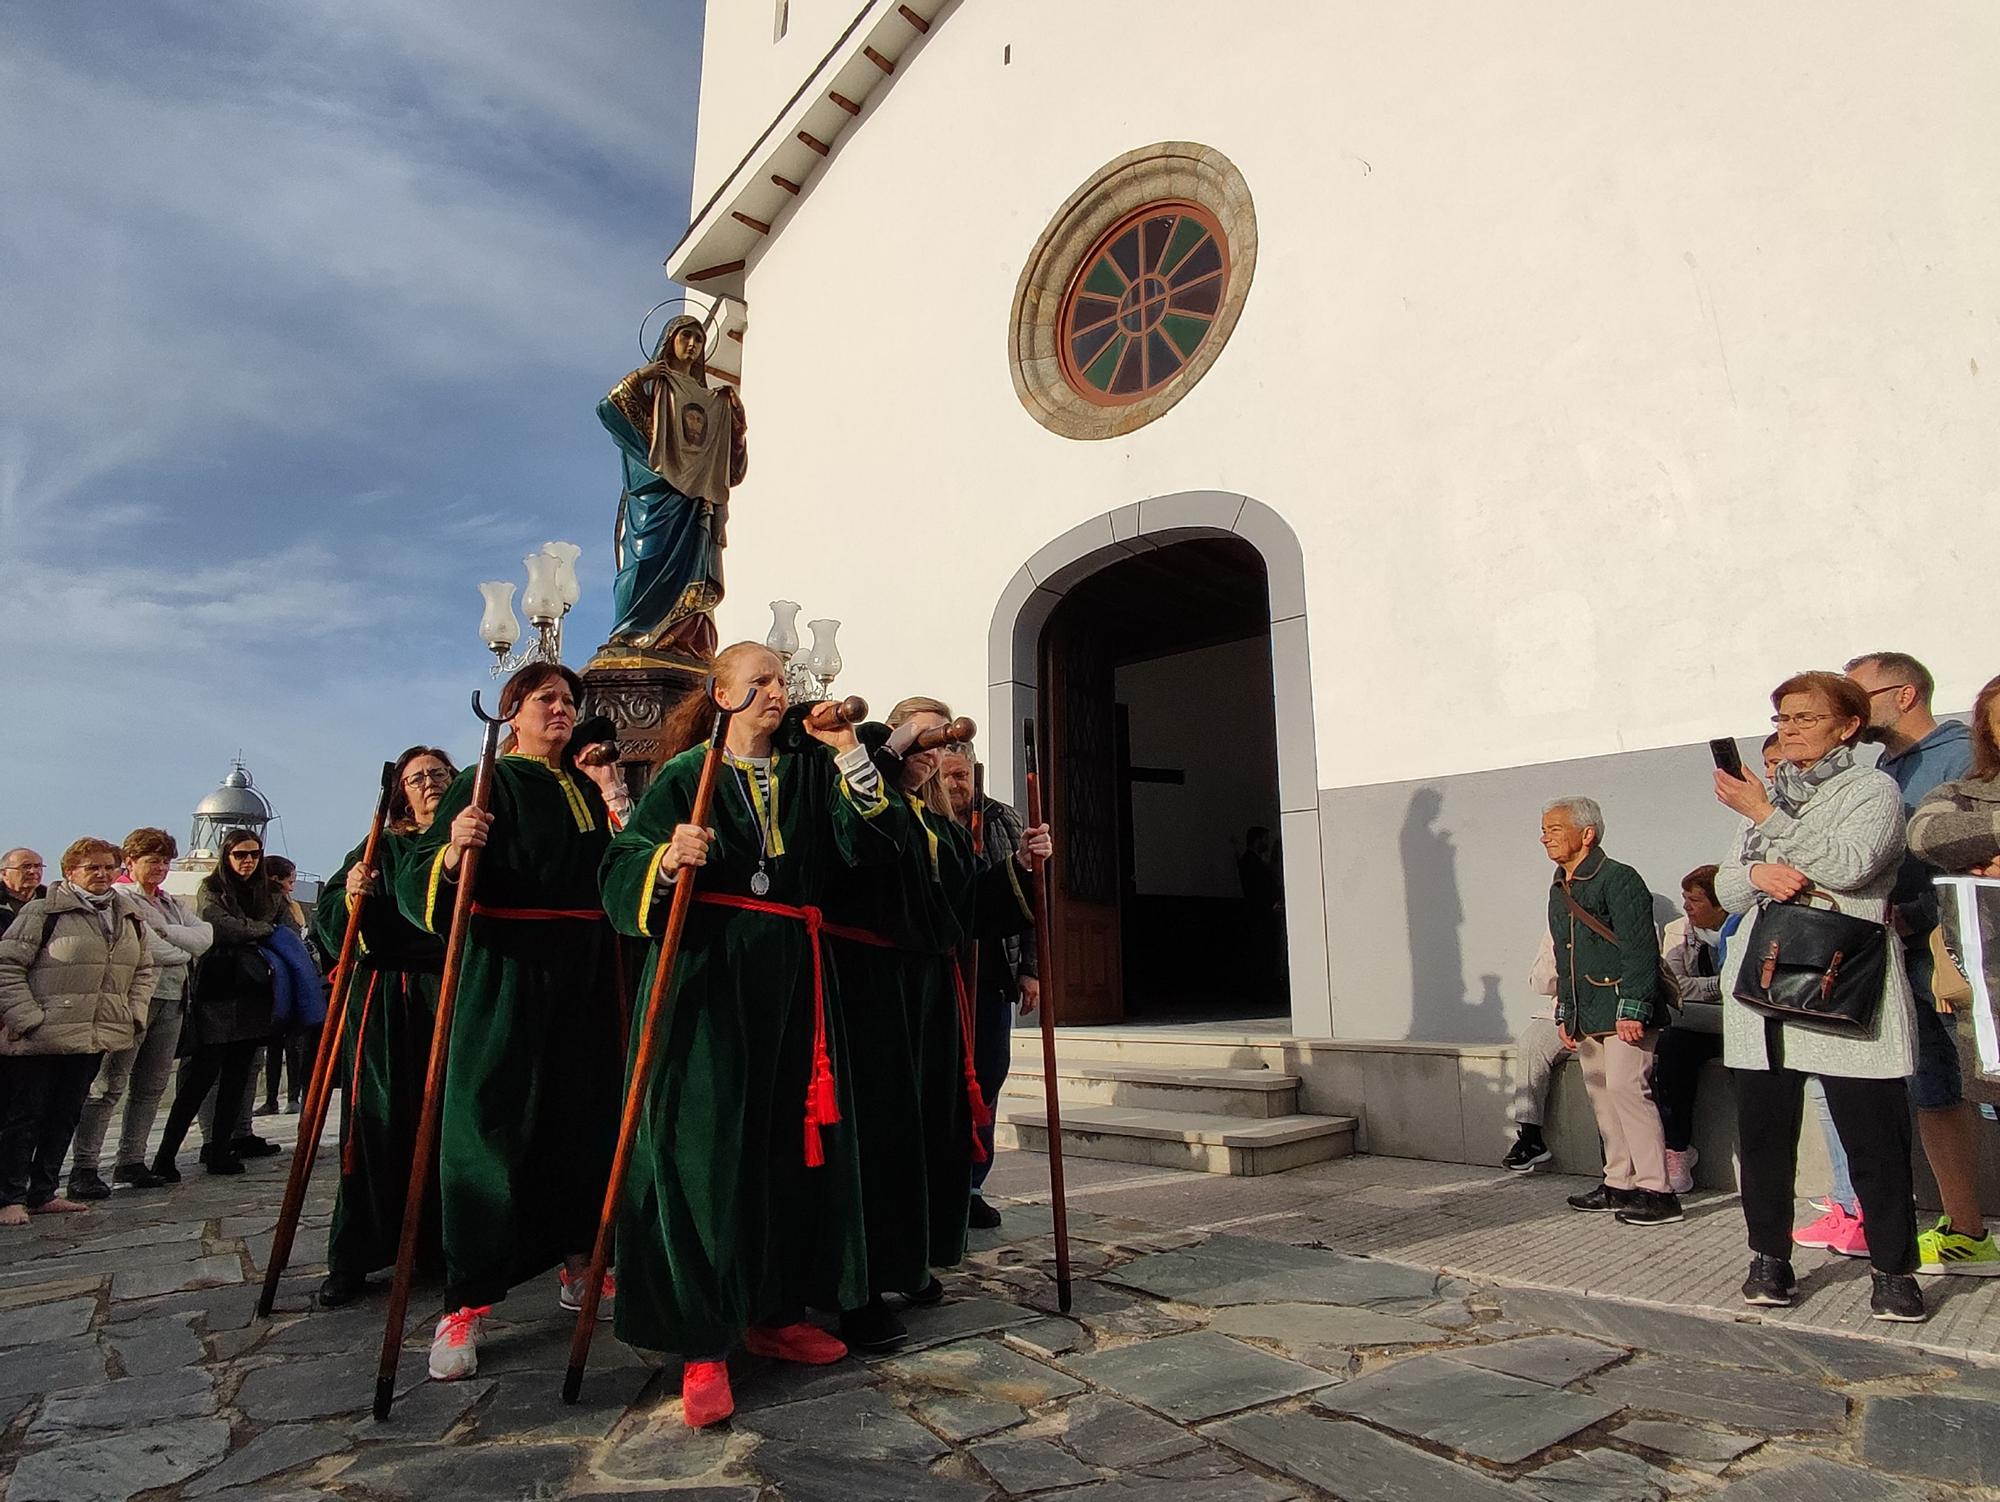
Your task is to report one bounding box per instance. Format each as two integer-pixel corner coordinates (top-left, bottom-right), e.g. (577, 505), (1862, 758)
(1010, 142), (1258, 441)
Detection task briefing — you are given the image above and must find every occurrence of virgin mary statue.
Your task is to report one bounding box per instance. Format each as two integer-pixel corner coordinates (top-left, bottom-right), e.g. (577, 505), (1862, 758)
(596, 315), (747, 660)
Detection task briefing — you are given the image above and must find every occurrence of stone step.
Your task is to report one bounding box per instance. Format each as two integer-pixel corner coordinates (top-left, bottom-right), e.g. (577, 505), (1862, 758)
(1002, 1062), (1298, 1118)
(996, 1102), (1358, 1177)
(1007, 1029), (1280, 1072)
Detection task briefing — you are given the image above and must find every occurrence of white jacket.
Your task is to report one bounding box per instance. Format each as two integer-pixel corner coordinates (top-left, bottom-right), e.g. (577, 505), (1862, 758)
(127, 885), (212, 1002)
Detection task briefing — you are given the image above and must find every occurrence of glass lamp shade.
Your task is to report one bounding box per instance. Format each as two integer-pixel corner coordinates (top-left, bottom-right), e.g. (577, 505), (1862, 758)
(766, 600), (802, 658)
(478, 581), (521, 649)
(541, 541), (582, 608)
(521, 552), (564, 623)
(804, 618), (842, 679)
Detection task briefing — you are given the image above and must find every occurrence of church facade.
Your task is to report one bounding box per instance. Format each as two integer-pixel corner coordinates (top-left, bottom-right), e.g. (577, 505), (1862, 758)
(665, 0), (2000, 1047)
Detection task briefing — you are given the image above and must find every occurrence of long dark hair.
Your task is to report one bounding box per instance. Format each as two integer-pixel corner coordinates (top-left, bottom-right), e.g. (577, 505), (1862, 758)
(388, 745), (458, 832)
(202, 826), (271, 918)
(1971, 673), (2000, 783)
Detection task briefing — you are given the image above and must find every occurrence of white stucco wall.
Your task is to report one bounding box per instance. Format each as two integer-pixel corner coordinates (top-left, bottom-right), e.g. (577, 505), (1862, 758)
(700, 0), (2000, 798)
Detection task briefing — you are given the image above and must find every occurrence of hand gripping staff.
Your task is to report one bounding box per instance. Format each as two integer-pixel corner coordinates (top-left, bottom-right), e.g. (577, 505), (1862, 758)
(257, 761), (395, 1319)
(373, 694), (505, 1421)
(1022, 721), (1073, 1313)
(563, 676), (755, 1404)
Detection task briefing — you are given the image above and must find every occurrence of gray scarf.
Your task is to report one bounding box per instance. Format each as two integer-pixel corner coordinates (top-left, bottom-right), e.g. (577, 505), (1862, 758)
(61, 880), (119, 937)
(1743, 745), (1855, 862)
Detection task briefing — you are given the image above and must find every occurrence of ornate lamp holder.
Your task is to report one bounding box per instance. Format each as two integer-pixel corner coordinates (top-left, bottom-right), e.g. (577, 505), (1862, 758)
(764, 600), (844, 704)
(478, 542), (582, 675)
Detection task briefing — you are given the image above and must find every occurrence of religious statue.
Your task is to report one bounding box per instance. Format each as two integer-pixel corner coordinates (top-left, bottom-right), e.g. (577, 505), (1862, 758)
(596, 315), (748, 661)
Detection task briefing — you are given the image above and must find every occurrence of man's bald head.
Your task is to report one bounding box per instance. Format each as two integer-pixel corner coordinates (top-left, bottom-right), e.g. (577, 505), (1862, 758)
(1, 849), (45, 902)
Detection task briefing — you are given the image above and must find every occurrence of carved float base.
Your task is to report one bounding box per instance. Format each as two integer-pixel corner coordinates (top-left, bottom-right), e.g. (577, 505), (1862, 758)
(581, 655), (710, 796)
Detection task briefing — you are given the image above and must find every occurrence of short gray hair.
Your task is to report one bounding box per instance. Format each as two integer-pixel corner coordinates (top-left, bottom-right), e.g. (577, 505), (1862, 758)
(1543, 797), (1604, 840)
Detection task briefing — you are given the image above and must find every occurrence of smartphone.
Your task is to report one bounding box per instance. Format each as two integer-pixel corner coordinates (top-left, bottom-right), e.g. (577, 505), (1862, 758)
(1709, 738), (1745, 779)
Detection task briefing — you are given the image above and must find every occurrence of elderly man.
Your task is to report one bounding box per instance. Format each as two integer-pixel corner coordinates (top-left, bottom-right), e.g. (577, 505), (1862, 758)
(1541, 797), (1679, 1226)
(1, 850), (46, 929)
(1846, 652), (1995, 1277)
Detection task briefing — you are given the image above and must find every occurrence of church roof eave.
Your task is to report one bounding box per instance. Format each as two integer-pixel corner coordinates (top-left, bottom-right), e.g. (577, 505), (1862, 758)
(665, 0), (947, 305)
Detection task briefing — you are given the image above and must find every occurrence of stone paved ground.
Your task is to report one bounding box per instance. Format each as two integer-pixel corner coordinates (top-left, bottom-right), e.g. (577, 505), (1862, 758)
(1, 1123), (1997, 1501)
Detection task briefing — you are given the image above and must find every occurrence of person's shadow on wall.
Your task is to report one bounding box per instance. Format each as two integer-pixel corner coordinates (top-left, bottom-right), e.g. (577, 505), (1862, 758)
(1401, 786), (1509, 1043)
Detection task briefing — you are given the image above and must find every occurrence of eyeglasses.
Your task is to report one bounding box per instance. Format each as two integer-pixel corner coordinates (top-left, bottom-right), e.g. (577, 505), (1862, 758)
(73, 864), (119, 876)
(402, 769), (452, 789)
(1770, 713), (1836, 727)
(2, 863), (42, 875)
(1862, 683), (1911, 699)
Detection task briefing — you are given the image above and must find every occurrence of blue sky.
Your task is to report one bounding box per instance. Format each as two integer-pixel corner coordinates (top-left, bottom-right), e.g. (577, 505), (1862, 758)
(1, 1), (704, 873)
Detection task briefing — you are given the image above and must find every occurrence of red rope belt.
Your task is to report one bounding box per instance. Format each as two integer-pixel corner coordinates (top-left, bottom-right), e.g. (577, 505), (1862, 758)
(695, 891), (877, 1168)
(949, 956), (995, 1163)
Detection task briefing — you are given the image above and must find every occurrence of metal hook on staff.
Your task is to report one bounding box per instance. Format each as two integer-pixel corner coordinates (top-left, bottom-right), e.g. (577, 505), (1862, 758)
(373, 692), (507, 1421)
(564, 675), (758, 1404)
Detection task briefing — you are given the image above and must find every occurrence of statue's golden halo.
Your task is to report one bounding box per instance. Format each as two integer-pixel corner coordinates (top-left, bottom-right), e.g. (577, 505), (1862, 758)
(638, 297), (705, 360)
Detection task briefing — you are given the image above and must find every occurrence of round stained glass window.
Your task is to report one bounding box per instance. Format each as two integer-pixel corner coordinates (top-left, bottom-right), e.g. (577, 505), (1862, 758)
(1058, 202), (1229, 406)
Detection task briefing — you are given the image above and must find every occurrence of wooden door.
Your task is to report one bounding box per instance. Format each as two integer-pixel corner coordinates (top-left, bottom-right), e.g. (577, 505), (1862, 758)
(1042, 602), (1124, 1023)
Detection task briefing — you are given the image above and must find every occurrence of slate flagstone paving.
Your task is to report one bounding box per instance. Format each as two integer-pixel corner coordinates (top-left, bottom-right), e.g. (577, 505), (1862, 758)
(0, 1121), (1995, 1498)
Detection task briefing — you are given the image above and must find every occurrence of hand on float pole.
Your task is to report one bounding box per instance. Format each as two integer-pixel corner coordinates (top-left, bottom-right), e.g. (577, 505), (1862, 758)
(563, 678), (753, 1405)
(1022, 721), (1073, 1313)
(373, 695), (505, 1422)
(259, 763), (396, 1320)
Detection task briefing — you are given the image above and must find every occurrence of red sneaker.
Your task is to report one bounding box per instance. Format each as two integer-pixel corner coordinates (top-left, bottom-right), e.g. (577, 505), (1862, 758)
(744, 1321), (848, 1366)
(681, 1359), (734, 1428)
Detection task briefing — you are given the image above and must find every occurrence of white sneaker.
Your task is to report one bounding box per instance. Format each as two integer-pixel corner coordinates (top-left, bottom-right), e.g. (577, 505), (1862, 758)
(428, 1305), (488, 1381)
(558, 1266), (616, 1317)
(1664, 1146), (1698, 1196)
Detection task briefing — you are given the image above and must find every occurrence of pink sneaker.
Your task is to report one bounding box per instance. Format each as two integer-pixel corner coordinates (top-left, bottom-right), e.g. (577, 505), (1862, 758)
(1795, 1203), (1868, 1257)
(1664, 1147), (1698, 1195)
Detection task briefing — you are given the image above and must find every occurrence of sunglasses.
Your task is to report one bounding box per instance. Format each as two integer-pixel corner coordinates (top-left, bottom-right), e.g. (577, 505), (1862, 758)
(228, 849), (263, 861)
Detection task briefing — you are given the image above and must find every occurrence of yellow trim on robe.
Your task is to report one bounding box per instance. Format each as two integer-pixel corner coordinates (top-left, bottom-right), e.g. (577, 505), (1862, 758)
(908, 796), (942, 881)
(343, 890), (371, 957)
(636, 842), (670, 938)
(504, 753), (596, 833)
(724, 752), (786, 858)
(423, 846), (451, 933)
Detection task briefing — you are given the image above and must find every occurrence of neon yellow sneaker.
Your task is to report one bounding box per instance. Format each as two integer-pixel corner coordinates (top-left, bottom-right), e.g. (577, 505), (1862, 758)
(1916, 1216), (2000, 1277)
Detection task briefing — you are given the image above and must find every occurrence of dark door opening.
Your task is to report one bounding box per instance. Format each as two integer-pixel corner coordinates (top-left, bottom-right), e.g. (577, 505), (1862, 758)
(1040, 536), (1285, 1025)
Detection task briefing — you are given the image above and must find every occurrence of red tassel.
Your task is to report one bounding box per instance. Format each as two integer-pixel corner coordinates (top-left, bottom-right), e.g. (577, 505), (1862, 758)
(813, 1060), (840, 1124)
(804, 1116), (825, 1167)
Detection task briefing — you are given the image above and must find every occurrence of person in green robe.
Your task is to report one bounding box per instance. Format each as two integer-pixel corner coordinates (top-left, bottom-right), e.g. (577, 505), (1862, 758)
(598, 315), (747, 660)
(600, 642), (900, 1430)
(393, 663), (631, 1383)
(310, 744), (456, 1310)
(826, 697), (1047, 1353)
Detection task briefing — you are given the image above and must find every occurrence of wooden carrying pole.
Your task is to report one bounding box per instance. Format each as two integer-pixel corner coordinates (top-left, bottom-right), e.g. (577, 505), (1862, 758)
(373, 695), (505, 1422)
(257, 761), (396, 1318)
(1022, 720), (1072, 1312)
(563, 679), (752, 1404)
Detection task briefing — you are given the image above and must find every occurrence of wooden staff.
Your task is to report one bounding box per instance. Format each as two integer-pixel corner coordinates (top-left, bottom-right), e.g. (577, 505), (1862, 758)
(909, 715), (977, 752)
(563, 677), (755, 1404)
(1022, 720), (1072, 1313)
(373, 694), (505, 1422)
(257, 761), (396, 1319)
(965, 759), (985, 1003)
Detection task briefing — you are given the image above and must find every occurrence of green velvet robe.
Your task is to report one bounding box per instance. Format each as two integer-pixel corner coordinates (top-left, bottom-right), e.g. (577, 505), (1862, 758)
(394, 755), (626, 1305)
(313, 829), (444, 1280)
(600, 742), (896, 1355)
(828, 794), (1036, 1283)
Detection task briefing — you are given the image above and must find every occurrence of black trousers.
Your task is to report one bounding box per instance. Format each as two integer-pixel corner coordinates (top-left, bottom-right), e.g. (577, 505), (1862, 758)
(157, 1040), (260, 1166)
(263, 1027), (317, 1106)
(1653, 1027), (1722, 1152)
(0, 1053), (103, 1208)
(1734, 1063), (1917, 1275)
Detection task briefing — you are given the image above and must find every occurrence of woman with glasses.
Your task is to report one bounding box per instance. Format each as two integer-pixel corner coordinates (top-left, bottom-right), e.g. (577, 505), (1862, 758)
(310, 745), (456, 1309)
(154, 828), (285, 1179)
(1712, 670), (1923, 1322)
(0, 839), (158, 1226)
(394, 664), (629, 1382)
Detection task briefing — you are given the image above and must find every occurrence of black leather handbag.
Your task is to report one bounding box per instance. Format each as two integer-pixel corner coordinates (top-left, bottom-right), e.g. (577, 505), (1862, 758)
(1732, 891), (1887, 1032)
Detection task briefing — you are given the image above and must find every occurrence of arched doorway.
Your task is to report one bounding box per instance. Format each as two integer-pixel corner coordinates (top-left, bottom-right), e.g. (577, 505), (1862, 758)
(986, 493), (1330, 1034)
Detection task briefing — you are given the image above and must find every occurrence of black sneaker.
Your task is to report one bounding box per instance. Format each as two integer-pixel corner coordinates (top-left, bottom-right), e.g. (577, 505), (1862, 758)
(838, 1299), (909, 1353)
(1566, 1183), (1628, 1213)
(1615, 1191), (1685, 1227)
(149, 1154), (182, 1185)
(231, 1135), (283, 1160)
(317, 1272), (369, 1309)
(66, 1169), (111, 1202)
(967, 1196), (1003, 1229)
(1742, 1254), (1797, 1307)
(1869, 1273), (1926, 1324)
(112, 1162), (166, 1191)
(1502, 1134), (1553, 1172)
(254, 1100), (281, 1118)
(206, 1152), (246, 1177)
(906, 1277), (944, 1308)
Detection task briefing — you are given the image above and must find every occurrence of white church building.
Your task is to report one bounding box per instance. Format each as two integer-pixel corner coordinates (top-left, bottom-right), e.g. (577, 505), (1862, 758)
(661, 2), (1999, 1168)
